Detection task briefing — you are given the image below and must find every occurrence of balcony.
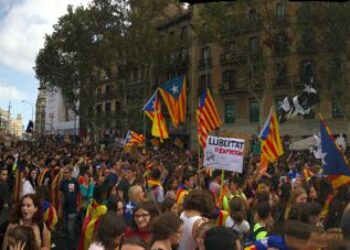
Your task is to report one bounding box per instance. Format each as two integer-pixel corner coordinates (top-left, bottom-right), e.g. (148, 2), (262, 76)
(219, 77), (263, 96)
(220, 51), (247, 65)
(198, 57), (212, 70)
(167, 56), (190, 71)
(227, 14), (263, 36)
(297, 43), (317, 55)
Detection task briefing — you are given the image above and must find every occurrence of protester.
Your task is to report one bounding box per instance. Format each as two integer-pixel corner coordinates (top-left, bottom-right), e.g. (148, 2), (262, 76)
(204, 226), (242, 250)
(125, 201), (160, 243)
(150, 212), (183, 250)
(107, 194), (125, 216)
(178, 190), (215, 250)
(6, 225), (39, 250)
(160, 197), (178, 215)
(21, 168), (38, 197)
(88, 212), (126, 250)
(2, 194), (51, 250)
(59, 165), (80, 249)
(120, 238), (150, 250)
(225, 197), (250, 237)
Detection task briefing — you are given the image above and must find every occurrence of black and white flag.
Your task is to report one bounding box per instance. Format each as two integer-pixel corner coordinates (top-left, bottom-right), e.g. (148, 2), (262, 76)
(278, 84), (320, 123)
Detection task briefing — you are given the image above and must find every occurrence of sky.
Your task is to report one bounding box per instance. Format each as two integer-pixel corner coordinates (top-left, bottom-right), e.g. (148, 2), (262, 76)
(0, 0), (90, 128)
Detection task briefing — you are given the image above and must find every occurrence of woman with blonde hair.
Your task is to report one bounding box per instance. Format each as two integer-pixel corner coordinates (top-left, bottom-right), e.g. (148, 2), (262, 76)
(284, 186), (308, 220)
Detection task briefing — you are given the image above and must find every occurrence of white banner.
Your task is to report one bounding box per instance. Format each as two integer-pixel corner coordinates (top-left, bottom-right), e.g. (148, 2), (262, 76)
(203, 135), (245, 173)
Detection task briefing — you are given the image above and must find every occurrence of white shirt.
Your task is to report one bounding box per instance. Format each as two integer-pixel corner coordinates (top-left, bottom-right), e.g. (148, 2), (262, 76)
(225, 217), (250, 235)
(21, 180), (36, 197)
(178, 212), (202, 250)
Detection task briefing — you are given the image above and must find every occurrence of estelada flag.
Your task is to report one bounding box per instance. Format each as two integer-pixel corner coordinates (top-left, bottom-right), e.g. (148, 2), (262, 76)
(78, 200), (107, 250)
(259, 107), (284, 172)
(158, 75), (187, 128)
(319, 116), (350, 189)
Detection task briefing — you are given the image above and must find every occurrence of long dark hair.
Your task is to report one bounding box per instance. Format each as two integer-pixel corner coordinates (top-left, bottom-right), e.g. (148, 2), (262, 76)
(27, 167), (37, 189)
(151, 212), (182, 244)
(182, 190), (216, 218)
(11, 194), (42, 226)
(93, 212), (126, 250)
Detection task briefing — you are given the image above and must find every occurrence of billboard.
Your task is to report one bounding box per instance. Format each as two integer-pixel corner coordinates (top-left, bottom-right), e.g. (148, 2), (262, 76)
(45, 87), (79, 135)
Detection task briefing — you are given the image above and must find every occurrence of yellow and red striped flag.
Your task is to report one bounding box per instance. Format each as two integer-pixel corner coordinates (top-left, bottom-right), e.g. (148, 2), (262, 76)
(78, 200), (107, 250)
(158, 75), (187, 128)
(143, 91), (169, 142)
(319, 115), (350, 189)
(259, 107), (284, 172)
(124, 130), (145, 147)
(196, 89), (221, 149)
(42, 201), (58, 232)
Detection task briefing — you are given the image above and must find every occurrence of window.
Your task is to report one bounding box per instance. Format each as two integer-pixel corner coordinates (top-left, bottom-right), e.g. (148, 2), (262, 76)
(328, 59), (341, 82)
(249, 9), (258, 24)
(105, 102), (111, 112)
(225, 101), (236, 124)
(96, 105), (102, 113)
(275, 62), (287, 85)
(115, 101), (120, 113)
(201, 47), (211, 65)
(180, 26), (187, 40)
(249, 99), (259, 122)
(225, 41), (235, 53)
(301, 28), (316, 49)
(222, 70), (236, 89)
(276, 3), (286, 20)
(105, 85), (111, 96)
(181, 48), (188, 63)
(300, 60), (315, 84)
(332, 99), (344, 118)
(249, 64), (258, 79)
(170, 51), (177, 62)
(249, 37), (259, 56)
(199, 74), (211, 93)
(275, 33), (288, 54)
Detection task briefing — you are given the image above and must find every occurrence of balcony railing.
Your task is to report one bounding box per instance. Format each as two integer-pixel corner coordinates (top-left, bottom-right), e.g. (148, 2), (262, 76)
(220, 51), (247, 65)
(297, 43), (317, 54)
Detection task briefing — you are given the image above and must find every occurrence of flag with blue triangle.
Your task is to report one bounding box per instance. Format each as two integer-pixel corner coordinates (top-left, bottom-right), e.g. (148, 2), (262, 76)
(320, 119), (350, 176)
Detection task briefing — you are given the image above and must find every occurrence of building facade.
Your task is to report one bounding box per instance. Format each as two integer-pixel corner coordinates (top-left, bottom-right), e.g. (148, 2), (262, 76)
(9, 114), (23, 138)
(88, 1), (349, 147)
(0, 108), (10, 133)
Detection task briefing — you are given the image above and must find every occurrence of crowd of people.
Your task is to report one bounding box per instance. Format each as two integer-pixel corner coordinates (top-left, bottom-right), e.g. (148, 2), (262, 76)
(0, 136), (349, 250)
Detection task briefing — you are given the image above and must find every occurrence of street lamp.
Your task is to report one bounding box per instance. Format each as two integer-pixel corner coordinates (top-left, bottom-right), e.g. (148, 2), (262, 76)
(21, 100), (34, 122)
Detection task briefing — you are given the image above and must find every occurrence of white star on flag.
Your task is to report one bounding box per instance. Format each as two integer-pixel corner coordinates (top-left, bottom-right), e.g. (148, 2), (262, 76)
(171, 85), (179, 94)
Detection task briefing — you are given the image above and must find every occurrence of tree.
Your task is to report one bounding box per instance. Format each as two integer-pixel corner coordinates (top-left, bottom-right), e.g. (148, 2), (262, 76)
(296, 2), (350, 135)
(35, 0), (183, 138)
